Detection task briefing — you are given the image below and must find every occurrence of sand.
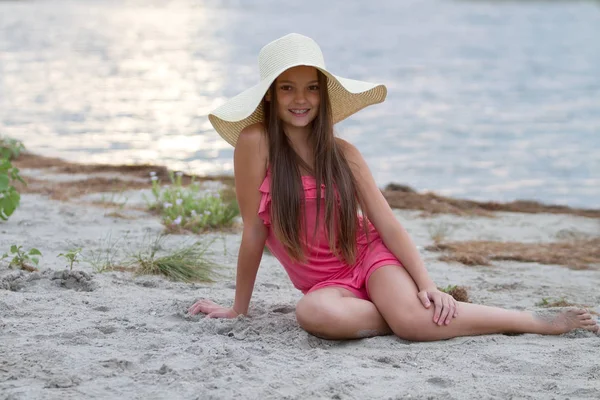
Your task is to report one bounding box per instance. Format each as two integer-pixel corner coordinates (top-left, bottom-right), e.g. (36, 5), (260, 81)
(1, 168), (599, 400)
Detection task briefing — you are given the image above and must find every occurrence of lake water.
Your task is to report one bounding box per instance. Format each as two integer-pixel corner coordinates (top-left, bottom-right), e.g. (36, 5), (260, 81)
(1, 0), (599, 207)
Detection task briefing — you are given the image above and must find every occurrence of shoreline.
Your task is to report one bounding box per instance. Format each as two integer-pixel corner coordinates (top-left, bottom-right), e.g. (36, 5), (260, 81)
(13, 151), (600, 219)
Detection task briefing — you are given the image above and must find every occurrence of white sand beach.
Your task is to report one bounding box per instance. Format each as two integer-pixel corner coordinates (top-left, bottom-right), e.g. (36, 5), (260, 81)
(1, 166), (599, 400)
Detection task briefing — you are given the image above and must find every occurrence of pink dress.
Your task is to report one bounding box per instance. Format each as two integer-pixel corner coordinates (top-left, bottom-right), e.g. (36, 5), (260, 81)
(258, 168), (403, 301)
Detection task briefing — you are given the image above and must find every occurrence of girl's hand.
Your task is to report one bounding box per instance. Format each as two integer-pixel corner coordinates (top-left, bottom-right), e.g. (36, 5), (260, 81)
(188, 299), (239, 318)
(417, 288), (458, 326)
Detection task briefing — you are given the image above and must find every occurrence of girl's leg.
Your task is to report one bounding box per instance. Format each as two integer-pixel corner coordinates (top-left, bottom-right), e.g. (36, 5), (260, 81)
(368, 265), (599, 342)
(295, 286), (392, 340)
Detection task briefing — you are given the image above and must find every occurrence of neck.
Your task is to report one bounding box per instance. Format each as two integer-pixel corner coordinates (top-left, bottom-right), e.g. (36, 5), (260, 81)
(282, 123), (314, 173)
(283, 123), (311, 149)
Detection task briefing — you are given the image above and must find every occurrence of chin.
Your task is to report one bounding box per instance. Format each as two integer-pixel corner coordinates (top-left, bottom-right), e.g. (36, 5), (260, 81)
(290, 120), (314, 128)
(290, 115), (318, 128)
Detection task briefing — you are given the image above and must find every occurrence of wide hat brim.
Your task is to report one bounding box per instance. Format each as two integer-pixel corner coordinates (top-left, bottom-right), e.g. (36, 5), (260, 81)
(208, 63), (387, 147)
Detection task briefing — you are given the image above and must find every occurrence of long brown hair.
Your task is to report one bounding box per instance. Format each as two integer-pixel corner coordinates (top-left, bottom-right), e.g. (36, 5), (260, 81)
(264, 70), (368, 264)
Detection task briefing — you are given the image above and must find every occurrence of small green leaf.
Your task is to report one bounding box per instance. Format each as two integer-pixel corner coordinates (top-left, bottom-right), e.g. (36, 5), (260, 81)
(31, 257), (39, 265)
(0, 159), (11, 171)
(0, 189), (19, 220)
(10, 245), (18, 253)
(0, 175), (8, 191)
(29, 248), (42, 256)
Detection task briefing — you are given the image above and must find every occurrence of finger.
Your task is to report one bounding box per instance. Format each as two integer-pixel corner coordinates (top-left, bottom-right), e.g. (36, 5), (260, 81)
(438, 300), (450, 326)
(190, 303), (206, 315)
(432, 296), (442, 323)
(445, 302), (455, 325)
(206, 310), (228, 319)
(190, 301), (217, 314)
(418, 291), (431, 309)
(189, 300), (219, 315)
(453, 300), (459, 318)
(188, 303), (200, 314)
(188, 299), (207, 313)
(200, 305), (221, 315)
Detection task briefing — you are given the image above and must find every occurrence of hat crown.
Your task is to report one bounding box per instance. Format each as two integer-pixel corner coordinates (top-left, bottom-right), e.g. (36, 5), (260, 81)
(258, 33), (326, 80)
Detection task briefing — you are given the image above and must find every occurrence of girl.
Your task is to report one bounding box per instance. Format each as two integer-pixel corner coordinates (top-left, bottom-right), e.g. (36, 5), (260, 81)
(188, 33), (598, 341)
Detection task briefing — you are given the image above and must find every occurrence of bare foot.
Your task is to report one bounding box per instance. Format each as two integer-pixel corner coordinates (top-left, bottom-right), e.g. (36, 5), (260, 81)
(538, 308), (599, 335)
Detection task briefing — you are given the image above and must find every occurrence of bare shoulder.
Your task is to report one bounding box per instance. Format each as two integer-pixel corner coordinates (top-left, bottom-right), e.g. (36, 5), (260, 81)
(239, 122), (266, 141)
(237, 122), (267, 154)
(235, 123), (268, 169)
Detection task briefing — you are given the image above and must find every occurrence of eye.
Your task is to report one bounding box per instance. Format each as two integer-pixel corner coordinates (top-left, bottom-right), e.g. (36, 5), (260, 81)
(308, 85), (319, 91)
(279, 85), (293, 91)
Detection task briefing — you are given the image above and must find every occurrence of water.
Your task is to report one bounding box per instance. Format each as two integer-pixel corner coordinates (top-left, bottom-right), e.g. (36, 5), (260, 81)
(1, 0), (599, 207)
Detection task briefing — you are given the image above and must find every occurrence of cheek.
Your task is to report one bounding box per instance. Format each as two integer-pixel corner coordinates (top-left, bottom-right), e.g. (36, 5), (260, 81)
(308, 93), (320, 107)
(276, 92), (293, 107)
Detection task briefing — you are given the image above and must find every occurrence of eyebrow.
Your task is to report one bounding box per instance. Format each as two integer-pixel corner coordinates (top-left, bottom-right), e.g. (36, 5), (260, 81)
(278, 80), (319, 85)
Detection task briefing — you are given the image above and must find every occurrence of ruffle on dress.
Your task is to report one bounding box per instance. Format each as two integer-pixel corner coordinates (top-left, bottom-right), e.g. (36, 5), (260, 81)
(258, 173), (326, 227)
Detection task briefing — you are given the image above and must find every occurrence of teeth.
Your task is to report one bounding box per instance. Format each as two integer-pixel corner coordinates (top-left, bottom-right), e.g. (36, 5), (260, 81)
(290, 109), (308, 114)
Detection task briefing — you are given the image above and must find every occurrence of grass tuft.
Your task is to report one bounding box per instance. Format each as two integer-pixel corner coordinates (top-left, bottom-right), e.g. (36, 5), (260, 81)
(86, 232), (224, 282)
(427, 221), (454, 244)
(438, 284), (470, 302)
(129, 235), (223, 282)
(86, 232), (129, 272)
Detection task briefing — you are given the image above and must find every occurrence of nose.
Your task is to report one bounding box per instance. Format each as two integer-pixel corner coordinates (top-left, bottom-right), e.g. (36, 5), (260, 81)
(294, 90), (307, 104)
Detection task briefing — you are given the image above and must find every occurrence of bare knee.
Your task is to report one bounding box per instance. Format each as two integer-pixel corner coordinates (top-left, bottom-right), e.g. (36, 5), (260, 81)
(295, 297), (340, 339)
(387, 310), (434, 342)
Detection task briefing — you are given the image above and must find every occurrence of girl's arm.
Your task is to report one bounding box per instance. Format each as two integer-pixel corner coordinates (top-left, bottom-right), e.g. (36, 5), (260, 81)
(189, 124), (268, 317)
(231, 125), (269, 315)
(338, 139), (436, 291)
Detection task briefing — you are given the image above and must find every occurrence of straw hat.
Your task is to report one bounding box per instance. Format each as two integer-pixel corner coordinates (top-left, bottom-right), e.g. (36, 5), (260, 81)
(208, 33), (387, 147)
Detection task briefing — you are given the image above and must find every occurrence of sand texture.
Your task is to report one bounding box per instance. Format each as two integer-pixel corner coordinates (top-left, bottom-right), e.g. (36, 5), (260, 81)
(1, 170), (599, 400)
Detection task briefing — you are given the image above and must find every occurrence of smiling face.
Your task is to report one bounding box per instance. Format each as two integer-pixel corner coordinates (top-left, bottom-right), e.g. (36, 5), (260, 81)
(273, 66), (321, 131)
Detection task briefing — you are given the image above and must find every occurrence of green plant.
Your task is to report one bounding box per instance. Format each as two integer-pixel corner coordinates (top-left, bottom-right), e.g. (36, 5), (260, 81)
(85, 232), (128, 272)
(537, 297), (549, 307)
(536, 297), (573, 308)
(0, 137), (25, 160)
(1, 245), (42, 271)
(439, 284), (458, 294)
(58, 248), (83, 271)
(146, 171), (239, 232)
(0, 156), (25, 221)
(129, 234), (223, 282)
(0, 136), (26, 221)
(438, 284), (470, 302)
